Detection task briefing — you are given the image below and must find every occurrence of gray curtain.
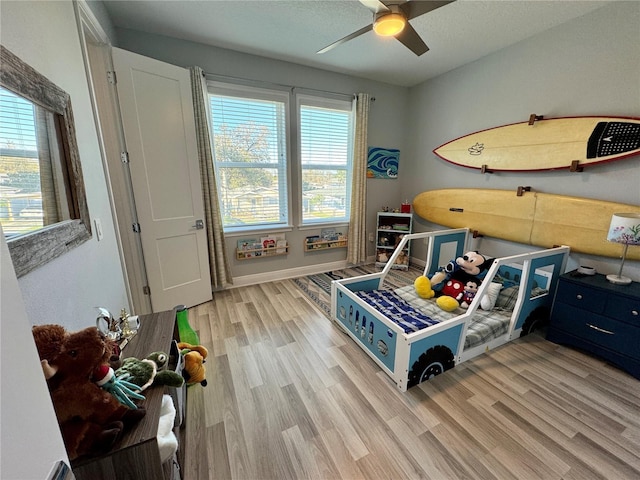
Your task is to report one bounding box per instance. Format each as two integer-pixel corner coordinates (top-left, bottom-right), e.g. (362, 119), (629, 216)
(189, 66), (232, 289)
(346, 93), (370, 265)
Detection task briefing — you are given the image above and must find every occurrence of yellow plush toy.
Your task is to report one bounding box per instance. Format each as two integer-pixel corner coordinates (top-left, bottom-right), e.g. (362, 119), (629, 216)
(177, 342), (208, 387)
(414, 276), (435, 299)
(436, 296), (459, 312)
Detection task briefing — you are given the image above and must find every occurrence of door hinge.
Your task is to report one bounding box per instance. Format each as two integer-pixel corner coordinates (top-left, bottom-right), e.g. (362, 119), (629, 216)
(120, 151), (129, 164)
(107, 71), (117, 85)
(132, 223), (141, 233)
(142, 285), (151, 295)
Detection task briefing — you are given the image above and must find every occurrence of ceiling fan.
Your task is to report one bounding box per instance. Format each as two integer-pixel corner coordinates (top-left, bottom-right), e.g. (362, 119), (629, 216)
(317, 0), (453, 56)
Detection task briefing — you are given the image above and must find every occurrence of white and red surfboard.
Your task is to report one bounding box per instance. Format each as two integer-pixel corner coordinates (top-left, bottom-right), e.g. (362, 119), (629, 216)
(434, 116), (640, 172)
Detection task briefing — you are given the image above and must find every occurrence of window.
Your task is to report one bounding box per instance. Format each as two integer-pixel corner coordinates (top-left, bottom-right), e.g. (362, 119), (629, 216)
(208, 82), (354, 233)
(0, 87), (72, 238)
(208, 84), (289, 232)
(298, 95), (353, 225)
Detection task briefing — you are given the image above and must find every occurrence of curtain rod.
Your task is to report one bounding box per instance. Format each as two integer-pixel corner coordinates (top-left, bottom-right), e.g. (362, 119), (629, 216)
(202, 70), (374, 102)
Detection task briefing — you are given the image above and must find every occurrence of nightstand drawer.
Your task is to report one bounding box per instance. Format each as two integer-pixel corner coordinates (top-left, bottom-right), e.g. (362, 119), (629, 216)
(557, 280), (607, 314)
(605, 296), (640, 326)
(551, 303), (639, 359)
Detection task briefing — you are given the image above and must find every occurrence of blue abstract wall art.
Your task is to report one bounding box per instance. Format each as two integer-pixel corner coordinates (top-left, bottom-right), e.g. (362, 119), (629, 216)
(367, 147), (399, 179)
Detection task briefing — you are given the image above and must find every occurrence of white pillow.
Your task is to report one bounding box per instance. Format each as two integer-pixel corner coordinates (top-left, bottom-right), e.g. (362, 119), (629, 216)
(480, 282), (502, 311)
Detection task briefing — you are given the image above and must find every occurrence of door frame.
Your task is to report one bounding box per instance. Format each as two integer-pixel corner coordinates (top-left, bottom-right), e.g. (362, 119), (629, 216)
(75, 1), (152, 314)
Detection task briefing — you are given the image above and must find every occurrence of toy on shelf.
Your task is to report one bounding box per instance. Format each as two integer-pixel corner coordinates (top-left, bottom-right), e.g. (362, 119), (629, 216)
(178, 342), (208, 387)
(176, 305), (200, 346)
(115, 351), (184, 392)
(32, 324), (146, 460)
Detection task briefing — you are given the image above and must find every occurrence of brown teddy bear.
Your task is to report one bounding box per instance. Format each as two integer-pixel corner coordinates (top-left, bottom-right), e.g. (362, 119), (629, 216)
(32, 324), (146, 460)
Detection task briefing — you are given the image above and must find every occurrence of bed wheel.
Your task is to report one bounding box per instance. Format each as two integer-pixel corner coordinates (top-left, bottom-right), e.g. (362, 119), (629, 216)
(520, 307), (549, 337)
(407, 345), (455, 388)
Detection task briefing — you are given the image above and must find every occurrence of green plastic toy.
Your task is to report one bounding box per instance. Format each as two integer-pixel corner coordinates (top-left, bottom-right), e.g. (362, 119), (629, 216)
(176, 305), (200, 345)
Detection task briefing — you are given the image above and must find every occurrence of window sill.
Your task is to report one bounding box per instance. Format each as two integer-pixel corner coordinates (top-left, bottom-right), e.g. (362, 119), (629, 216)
(225, 226), (293, 238)
(297, 222), (349, 232)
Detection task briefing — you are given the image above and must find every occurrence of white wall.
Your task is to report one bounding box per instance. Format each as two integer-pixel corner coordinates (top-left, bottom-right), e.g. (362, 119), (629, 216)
(1, 0), (129, 329)
(111, 28), (411, 279)
(1, 1), (129, 473)
(1, 227), (69, 479)
(405, 2), (640, 280)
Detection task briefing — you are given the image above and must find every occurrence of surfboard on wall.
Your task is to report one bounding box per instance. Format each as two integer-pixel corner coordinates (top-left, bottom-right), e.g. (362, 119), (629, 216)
(413, 188), (640, 260)
(433, 116), (640, 172)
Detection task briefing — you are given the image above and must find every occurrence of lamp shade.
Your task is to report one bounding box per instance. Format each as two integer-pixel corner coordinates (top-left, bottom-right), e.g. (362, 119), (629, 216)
(607, 213), (640, 245)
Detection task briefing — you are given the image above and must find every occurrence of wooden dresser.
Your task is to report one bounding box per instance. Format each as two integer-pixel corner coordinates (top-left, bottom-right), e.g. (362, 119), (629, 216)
(72, 308), (182, 480)
(547, 271), (640, 380)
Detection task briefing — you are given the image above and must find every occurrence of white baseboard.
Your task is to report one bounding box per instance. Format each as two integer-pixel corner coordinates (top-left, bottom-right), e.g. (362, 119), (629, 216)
(230, 260), (352, 288)
(230, 255), (426, 289)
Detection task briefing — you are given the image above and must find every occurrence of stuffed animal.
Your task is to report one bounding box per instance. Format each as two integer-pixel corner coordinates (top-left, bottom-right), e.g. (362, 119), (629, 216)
(115, 351), (184, 392)
(178, 342), (208, 387)
(441, 277), (466, 301)
(430, 251), (494, 292)
(32, 324), (146, 460)
(456, 251), (494, 278)
(429, 259), (458, 289)
(395, 251), (409, 265)
(377, 250), (389, 263)
(436, 295), (459, 312)
(414, 276), (435, 299)
(460, 279), (480, 309)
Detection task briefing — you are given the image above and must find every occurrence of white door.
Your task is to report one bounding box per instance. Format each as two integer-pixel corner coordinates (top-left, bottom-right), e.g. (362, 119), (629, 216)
(112, 47), (212, 311)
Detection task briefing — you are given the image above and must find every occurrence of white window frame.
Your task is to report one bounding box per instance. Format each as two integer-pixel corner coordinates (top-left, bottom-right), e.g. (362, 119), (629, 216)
(207, 81), (291, 234)
(207, 81), (355, 234)
(296, 94), (354, 227)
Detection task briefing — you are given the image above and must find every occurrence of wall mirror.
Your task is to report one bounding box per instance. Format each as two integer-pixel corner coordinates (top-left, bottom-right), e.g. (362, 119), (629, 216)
(0, 45), (91, 277)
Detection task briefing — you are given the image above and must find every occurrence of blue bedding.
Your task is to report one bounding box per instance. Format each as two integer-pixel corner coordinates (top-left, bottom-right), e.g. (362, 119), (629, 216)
(355, 290), (440, 333)
(356, 286), (516, 349)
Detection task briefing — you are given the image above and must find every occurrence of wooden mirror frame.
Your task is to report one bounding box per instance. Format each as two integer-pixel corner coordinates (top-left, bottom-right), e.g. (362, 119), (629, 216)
(1, 45), (91, 277)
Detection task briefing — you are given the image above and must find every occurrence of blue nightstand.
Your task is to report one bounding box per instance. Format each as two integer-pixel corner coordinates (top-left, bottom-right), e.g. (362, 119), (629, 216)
(547, 270), (640, 380)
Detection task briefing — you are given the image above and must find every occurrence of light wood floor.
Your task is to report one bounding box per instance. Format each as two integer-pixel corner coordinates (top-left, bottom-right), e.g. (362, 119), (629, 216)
(181, 279), (640, 480)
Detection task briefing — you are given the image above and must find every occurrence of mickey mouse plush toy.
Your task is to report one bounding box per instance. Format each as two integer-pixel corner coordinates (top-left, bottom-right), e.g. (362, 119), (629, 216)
(460, 279), (480, 309)
(431, 251), (494, 304)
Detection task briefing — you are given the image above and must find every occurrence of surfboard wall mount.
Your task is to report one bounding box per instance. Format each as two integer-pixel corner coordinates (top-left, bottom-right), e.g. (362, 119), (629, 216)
(528, 114), (544, 125)
(570, 160), (584, 172)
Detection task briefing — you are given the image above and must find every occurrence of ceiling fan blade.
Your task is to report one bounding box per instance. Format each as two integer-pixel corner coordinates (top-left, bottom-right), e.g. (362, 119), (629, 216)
(395, 22), (429, 56)
(400, 0), (454, 20)
(359, 0), (390, 14)
(317, 24), (373, 54)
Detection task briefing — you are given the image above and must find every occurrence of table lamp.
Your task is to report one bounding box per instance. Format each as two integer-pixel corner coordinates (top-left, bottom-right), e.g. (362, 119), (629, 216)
(606, 213), (640, 285)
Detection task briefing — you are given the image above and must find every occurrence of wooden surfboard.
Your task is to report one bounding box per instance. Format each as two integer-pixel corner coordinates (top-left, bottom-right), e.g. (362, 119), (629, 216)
(434, 116), (640, 172)
(413, 188), (640, 260)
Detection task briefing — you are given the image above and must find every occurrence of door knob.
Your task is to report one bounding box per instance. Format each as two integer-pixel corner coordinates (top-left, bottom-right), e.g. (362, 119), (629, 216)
(192, 219), (204, 230)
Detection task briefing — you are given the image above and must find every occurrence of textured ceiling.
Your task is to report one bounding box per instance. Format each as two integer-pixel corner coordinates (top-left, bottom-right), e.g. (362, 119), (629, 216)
(102, 0), (611, 87)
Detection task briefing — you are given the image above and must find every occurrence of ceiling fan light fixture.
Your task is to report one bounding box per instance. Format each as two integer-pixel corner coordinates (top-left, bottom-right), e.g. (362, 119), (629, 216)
(373, 12), (406, 37)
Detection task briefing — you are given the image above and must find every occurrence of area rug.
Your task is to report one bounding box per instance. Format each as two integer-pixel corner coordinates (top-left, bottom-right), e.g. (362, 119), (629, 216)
(293, 263), (423, 319)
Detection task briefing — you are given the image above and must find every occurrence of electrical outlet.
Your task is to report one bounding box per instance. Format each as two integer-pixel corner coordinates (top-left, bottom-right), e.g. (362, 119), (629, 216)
(368, 232), (374, 242)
